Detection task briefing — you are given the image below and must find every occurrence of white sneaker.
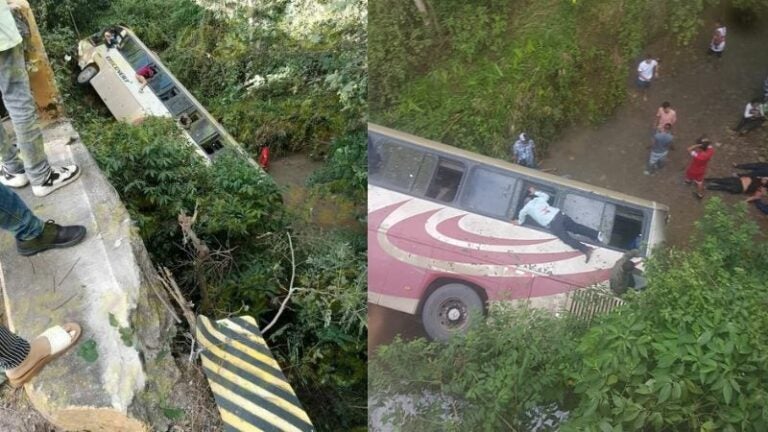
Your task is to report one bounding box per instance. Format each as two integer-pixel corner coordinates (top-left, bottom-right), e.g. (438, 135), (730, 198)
(32, 165), (81, 197)
(597, 231), (605, 243)
(0, 166), (29, 188)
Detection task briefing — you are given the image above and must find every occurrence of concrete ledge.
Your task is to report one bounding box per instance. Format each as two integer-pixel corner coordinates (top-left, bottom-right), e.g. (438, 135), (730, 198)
(0, 120), (181, 431)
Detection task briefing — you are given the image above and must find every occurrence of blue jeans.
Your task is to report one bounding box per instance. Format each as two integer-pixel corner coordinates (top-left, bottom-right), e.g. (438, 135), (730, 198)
(0, 183), (43, 241)
(0, 43), (51, 185)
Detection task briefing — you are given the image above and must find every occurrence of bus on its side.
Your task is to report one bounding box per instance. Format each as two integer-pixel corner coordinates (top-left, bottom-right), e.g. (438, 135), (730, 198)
(76, 26), (256, 166)
(368, 123), (669, 340)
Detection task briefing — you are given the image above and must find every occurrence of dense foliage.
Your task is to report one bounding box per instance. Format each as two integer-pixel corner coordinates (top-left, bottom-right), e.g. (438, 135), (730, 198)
(31, 0), (366, 429)
(369, 0), (766, 158)
(371, 199), (768, 431)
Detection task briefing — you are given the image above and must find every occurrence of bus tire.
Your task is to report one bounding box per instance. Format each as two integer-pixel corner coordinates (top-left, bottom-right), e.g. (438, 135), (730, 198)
(77, 65), (99, 85)
(421, 283), (484, 341)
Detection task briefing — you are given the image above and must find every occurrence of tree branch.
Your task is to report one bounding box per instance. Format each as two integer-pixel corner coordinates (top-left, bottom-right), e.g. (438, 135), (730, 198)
(262, 232), (297, 334)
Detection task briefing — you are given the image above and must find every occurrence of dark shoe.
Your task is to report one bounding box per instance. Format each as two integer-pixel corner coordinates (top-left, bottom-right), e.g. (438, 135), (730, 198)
(16, 220), (87, 256)
(584, 248), (593, 263)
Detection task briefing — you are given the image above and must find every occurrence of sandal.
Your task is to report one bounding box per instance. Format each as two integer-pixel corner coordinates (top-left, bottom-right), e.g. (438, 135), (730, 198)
(6, 323), (82, 388)
(693, 192), (704, 200)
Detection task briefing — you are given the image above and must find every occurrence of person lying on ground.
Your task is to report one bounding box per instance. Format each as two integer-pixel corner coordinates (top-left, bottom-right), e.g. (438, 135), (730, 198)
(732, 161), (768, 178)
(609, 249), (647, 296)
(0, 184), (86, 387)
(733, 98), (765, 135)
(514, 186), (604, 263)
(684, 137), (715, 200)
(0, 1), (81, 197)
(704, 175), (768, 202)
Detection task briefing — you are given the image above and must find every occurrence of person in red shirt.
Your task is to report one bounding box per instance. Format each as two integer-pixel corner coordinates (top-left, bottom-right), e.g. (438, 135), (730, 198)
(135, 63), (158, 93)
(684, 137), (715, 199)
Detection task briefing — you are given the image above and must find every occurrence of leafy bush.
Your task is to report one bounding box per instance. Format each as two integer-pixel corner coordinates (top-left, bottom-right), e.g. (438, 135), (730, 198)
(564, 199), (768, 431)
(307, 129), (367, 201)
(80, 118), (204, 255)
(370, 305), (585, 431)
(270, 231), (368, 431)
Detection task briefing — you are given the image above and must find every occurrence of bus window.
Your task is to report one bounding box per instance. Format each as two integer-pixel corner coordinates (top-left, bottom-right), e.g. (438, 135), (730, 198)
(117, 37), (147, 69)
(609, 206), (645, 250)
(368, 137), (382, 176)
(514, 181), (556, 226)
(425, 159), (464, 203)
(561, 193), (605, 241)
(461, 166), (517, 219)
(374, 140), (431, 191)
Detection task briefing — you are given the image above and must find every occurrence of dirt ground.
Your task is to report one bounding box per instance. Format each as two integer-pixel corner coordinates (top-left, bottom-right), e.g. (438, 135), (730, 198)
(369, 15), (768, 353)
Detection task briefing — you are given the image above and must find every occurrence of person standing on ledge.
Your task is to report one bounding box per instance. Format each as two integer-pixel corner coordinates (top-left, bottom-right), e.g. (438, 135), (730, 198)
(0, 0), (81, 197)
(0, 183), (86, 387)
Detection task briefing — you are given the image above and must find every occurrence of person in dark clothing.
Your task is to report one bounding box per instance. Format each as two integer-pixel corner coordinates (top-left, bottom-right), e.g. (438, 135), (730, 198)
(732, 162), (768, 178)
(609, 249), (647, 295)
(705, 175), (767, 202)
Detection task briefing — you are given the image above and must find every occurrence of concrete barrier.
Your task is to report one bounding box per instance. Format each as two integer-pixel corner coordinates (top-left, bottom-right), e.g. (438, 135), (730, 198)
(0, 120), (182, 431)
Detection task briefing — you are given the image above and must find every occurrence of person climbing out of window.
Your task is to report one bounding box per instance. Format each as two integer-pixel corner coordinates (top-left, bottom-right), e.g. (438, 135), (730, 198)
(135, 63), (158, 93)
(514, 186), (605, 263)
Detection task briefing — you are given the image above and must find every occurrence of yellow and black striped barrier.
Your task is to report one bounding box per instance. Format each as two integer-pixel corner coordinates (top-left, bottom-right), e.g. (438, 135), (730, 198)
(196, 315), (315, 432)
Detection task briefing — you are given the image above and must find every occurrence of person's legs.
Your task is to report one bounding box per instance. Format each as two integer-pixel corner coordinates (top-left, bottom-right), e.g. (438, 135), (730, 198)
(742, 118), (765, 134)
(734, 162), (768, 171)
(0, 45), (80, 197)
(631, 273), (648, 290)
(561, 214), (600, 241)
(0, 184), (43, 241)
(549, 214), (590, 254)
(705, 177), (742, 193)
(0, 325), (30, 370)
(0, 45), (49, 185)
(734, 117), (748, 132)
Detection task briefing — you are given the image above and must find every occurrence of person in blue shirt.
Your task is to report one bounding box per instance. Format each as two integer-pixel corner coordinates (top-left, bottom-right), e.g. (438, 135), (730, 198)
(515, 186), (604, 262)
(511, 133), (536, 168)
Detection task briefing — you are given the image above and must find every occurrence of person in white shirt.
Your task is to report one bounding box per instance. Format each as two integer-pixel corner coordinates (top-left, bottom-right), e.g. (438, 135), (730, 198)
(734, 98), (766, 135)
(636, 54), (659, 101)
(708, 20), (726, 57)
(514, 187), (604, 262)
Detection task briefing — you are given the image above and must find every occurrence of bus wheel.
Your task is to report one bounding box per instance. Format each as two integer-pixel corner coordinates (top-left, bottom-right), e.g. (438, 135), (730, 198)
(77, 65), (99, 85)
(421, 283), (483, 341)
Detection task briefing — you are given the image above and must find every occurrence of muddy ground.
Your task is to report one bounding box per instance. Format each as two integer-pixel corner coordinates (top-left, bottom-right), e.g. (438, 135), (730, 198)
(369, 16), (768, 353)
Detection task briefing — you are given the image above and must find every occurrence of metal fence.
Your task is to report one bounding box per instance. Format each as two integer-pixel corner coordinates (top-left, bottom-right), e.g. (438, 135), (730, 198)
(567, 287), (625, 322)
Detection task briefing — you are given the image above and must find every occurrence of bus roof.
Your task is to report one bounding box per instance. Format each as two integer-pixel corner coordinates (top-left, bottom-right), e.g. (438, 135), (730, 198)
(369, 123), (670, 212)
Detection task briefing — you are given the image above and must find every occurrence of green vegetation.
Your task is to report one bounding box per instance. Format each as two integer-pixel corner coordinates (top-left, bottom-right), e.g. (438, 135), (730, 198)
(371, 199), (768, 431)
(31, 0), (366, 429)
(369, 0), (766, 157)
